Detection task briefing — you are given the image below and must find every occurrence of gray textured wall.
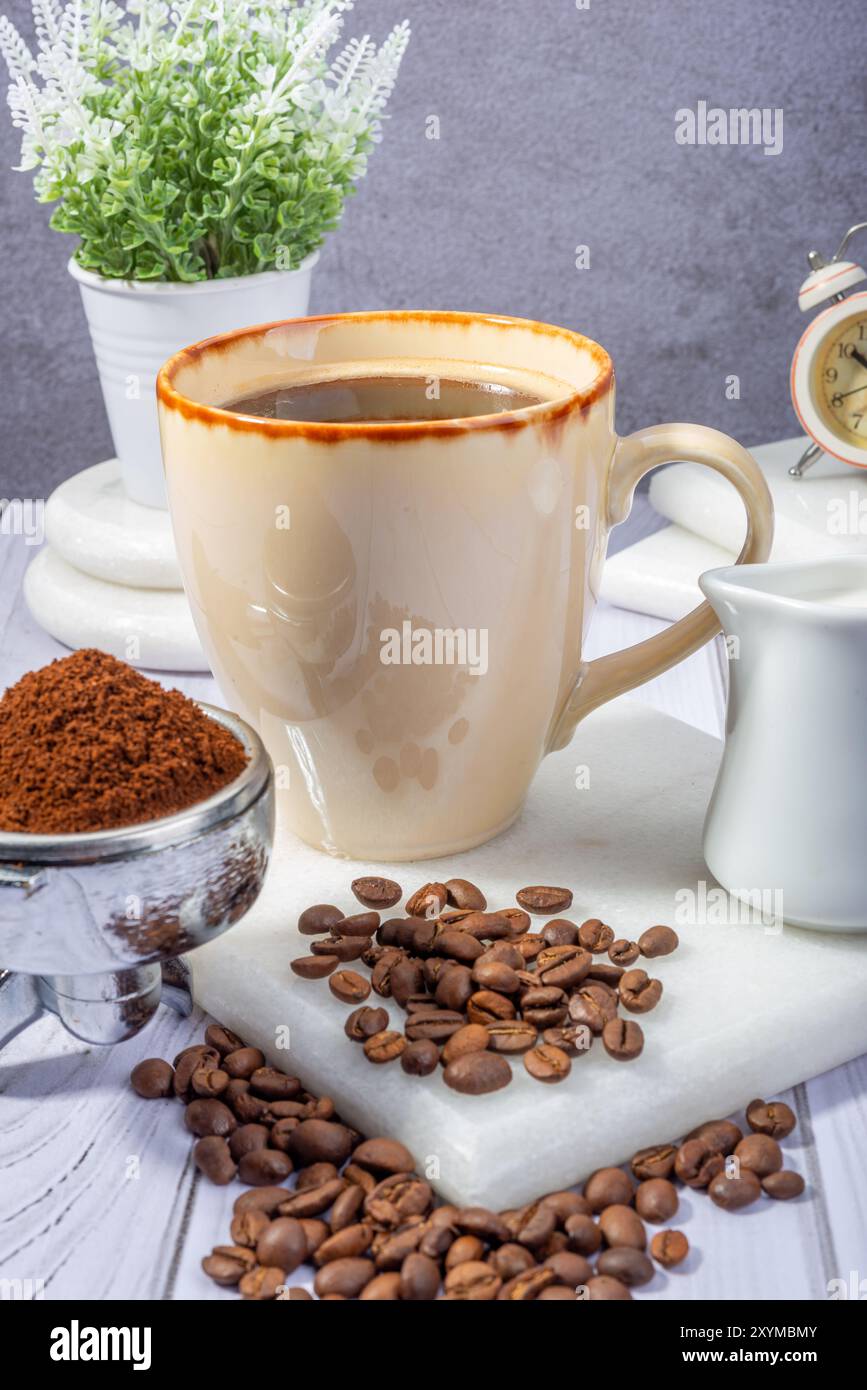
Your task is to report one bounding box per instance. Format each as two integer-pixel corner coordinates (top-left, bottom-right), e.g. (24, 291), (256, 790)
(1, 0), (865, 500)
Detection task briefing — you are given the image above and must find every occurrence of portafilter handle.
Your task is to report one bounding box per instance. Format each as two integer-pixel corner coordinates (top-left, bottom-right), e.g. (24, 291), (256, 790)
(0, 958), (193, 1050)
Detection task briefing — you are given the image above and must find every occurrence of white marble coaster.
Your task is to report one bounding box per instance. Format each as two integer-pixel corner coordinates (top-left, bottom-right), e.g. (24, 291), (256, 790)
(24, 547), (208, 672)
(191, 702), (867, 1209)
(44, 460), (183, 589)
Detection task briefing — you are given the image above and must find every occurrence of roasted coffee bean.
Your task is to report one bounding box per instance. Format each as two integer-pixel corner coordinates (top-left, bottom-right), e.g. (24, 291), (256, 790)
(602, 1017), (644, 1061)
(190, 1065), (229, 1098)
(232, 1092), (272, 1125)
(545, 1250), (592, 1286)
(686, 1118), (743, 1154)
(372, 1223), (425, 1269)
(538, 949), (591, 991)
(517, 933), (545, 962)
(486, 1020), (538, 1054)
(314, 1256), (375, 1298)
(233, 1185), (290, 1217)
(343, 1163), (377, 1194)
(444, 877), (487, 910)
(542, 1023), (591, 1057)
(289, 1119), (354, 1167)
(638, 924), (679, 958)
(587, 1274), (632, 1300)
(485, 1243), (533, 1279)
(130, 1058), (174, 1099)
(515, 885), (573, 914)
(500, 907), (532, 938)
(453, 1205), (510, 1243)
(335, 910), (381, 938)
(238, 1149), (293, 1186)
(586, 961), (625, 987)
(204, 1023), (245, 1056)
(442, 1023), (490, 1066)
(569, 983), (616, 1031)
(311, 934), (367, 962)
(230, 1207), (271, 1249)
(173, 1047), (219, 1100)
(443, 1050), (511, 1095)
(442, 1261), (502, 1300)
(437, 930), (485, 964)
(363, 1030), (407, 1063)
(365, 1174), (433, 1227)
(279, 1179), (346, 1219)
(351, 876), (402, 909)
(745, 1097), (797, 1139)
(344, 1005), (389, 1041)
(329, 969), (371, 1004)
(404, 993), (437, 1014)
(328, 1183), (366, 1233)
(370, 950), (403, 997)
(224, 1078), (251, 1105)
(255, 1216), (306, 1274)
(734, 1133), (783, 1177)
(577, 918), (614, 953)
(609, 938), (640, 966)
(248, 1067), (300, 1101)
(444, 1234), (486, 1269)
(472, 959), (521, 993)
(405, 1008), (465, 1042)
(564, 1213), (602, 1255)
(202, 1244), (256, 1285)
(541, 918), (579, 946)
(410, 918), (445, 955)
(459, 910), (513, 941)
(583, 1167), (634, 1212)
(537, 1284), (577, 1300)
(524, 1043), (571, 1083)
(498, 1265), (557, 1300)
(513, 1201), (557, 1248)
(360, 1271), (402, 1300)
(597, 1247), (654, 1287)
(400, 1251), (441, 1300)
(229, 1123), (271, 1162)
(519, 986), (567, 1028)
(279, 1287), (314, 1301)
(314, 1222), (374, 1265)
(479, 942), (524, 969)
(619, 968), (663, 1014)
(631, 1143), (677, 1181)
(650, 1229), (689, 1267)
(675, 1138), (724, 1188)
(762, 1170), (805, 1200)
(291, 952), (339, 980)
(185, 1098), (237, 1138)
(351, 1137), (415, 1176)
(541, 1190), (591, 1223)
(219, 1045), (263, 1078)
(239, 1265), (286, 1299)
(401, 1038), (440, 1075)
(708, 1170), (762, 1210)
(635, 1178), (679, 1223)
(406, 882), (448, 918)
(298, 903), (344, 935)
(386, 957), (425, 1007)
(299, 1219), (329, 1256)
(193, 1135), (238, 1185)
(295, 1162), (340, 1190)
(435, 965), (475, 1012)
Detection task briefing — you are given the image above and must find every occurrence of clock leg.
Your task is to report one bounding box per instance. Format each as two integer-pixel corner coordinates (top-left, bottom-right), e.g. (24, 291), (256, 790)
(788, 441), (823, 477)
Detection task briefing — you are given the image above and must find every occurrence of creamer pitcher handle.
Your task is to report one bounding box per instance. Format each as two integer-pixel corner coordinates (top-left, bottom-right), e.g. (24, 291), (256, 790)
(547, 423), (774, 751)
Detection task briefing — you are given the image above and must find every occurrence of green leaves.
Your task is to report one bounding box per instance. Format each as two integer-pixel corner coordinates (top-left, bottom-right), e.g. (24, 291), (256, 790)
(2, 0), (411, 281)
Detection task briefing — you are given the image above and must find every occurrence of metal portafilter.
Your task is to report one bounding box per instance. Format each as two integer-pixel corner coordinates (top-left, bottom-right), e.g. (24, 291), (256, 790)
(0, 705), (274, 1049)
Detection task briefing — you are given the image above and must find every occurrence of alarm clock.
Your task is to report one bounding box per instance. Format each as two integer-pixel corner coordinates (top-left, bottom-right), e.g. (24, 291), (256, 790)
(790, 221), (867, 476)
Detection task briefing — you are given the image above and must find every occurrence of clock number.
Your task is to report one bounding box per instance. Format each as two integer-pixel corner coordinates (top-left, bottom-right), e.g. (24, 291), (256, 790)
(838, 342), (856, 358)
(832, 393), (844, 408)
(852, 413), (864, 432)
(825, 367), (838, 382)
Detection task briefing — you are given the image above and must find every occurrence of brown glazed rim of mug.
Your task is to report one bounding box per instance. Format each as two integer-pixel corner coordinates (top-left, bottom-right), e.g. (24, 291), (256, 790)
(156, 310), (614, 442)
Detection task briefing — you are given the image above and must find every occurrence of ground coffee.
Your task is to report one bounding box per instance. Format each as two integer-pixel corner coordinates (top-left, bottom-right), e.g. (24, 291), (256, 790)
(0, 648), (247, 834)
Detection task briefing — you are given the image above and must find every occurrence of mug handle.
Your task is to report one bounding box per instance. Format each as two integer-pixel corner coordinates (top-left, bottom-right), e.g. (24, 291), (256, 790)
(546, 422), (774, 752)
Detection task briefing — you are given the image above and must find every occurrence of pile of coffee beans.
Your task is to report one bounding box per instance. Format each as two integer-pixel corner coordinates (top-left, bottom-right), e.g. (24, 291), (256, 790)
(130, 1023), (806, 1300)
(289, 876), (680, 1093)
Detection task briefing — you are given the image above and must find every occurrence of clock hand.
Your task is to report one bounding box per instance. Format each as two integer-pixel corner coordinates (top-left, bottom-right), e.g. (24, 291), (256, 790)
(851, 346), (867, 371)
(834, 382), (867, 401)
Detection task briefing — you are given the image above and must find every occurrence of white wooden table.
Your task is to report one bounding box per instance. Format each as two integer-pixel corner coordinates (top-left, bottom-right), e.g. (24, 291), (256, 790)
(1, 506), (864, 1302)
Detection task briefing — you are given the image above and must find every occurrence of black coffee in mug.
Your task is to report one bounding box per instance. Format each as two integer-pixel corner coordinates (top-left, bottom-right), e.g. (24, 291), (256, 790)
(223, 372), (549, 423)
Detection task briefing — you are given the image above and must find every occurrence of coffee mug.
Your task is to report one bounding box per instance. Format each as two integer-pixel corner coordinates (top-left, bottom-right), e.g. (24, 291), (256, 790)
(158, 311), (773, 860)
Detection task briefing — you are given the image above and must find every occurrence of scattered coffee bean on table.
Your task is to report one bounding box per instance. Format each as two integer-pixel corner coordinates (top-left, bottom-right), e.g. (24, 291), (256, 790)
(130, 1030), (807, 1300)
(516, 885), (573, 914)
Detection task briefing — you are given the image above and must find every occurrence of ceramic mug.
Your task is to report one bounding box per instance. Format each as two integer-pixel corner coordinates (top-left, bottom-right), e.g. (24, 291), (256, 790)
(158, 311), (773, 859)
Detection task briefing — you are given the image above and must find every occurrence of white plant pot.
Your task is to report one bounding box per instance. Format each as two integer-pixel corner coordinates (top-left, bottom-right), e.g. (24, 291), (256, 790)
(68, 252), (319, 509)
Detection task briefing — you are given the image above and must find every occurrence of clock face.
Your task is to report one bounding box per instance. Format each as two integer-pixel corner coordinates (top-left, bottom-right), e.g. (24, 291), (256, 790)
(816, 314), (867, 444)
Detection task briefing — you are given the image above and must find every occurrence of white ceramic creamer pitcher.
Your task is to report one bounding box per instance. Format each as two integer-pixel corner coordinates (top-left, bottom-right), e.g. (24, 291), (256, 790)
(700, 556), (867, 932)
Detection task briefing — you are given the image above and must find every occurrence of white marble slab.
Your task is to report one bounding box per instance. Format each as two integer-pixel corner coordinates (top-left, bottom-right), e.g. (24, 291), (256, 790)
(191, 701), (867, 1210)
